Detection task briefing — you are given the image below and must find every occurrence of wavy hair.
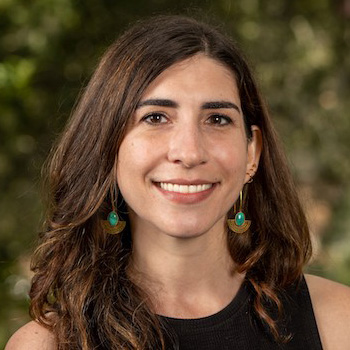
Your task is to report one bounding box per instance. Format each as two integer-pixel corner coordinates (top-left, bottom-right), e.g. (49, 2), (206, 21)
(30, 15), (312, 349)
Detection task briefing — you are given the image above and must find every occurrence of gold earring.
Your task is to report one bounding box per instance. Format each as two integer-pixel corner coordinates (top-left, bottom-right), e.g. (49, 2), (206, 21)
(101, 186), (126, 234)
(227, 191), (251, 234)
(247, 173), (254, 183)
(246, 164), (256, 183)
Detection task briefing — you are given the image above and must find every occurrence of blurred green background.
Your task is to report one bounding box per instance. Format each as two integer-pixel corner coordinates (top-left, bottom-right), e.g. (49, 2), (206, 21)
(1, 0), (349, 346)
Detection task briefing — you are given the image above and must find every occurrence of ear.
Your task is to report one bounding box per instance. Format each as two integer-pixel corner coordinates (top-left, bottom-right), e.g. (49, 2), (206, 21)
(245, 125), (262, 184)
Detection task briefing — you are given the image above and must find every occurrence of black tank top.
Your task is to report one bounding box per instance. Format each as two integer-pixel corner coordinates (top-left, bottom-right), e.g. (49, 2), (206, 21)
(161, 276), (323, 349)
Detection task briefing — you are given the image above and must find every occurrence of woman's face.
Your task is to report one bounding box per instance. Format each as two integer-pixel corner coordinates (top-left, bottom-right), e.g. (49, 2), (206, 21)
(117, 54), (261, 240)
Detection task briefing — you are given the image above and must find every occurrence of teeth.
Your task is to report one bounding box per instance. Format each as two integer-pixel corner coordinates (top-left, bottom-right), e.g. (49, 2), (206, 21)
(159, 183), (212, 193)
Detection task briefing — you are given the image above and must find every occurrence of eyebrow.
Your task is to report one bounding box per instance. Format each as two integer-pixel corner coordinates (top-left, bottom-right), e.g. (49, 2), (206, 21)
(202, 101), (240, 113)
(137, 99), (178, 108)
(136, 99), (241, 113)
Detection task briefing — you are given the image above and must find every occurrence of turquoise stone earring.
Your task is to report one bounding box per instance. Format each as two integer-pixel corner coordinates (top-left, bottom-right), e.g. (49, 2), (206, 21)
(227, 191), (251, 234)
(101, 188), (126, 234)
(108, 211), (119, 226)
(102, 211), (126, 234)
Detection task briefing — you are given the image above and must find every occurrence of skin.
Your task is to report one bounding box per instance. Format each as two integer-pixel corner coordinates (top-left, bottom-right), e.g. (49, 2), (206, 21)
(305, 275), (350, 349)
(5, 54), (350, 349)
(5, 321), (55, 350)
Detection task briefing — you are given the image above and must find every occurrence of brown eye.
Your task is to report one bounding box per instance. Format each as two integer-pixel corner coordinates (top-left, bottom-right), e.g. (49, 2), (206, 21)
(142, 113), (168, 124)
(207, 114), (232, 125)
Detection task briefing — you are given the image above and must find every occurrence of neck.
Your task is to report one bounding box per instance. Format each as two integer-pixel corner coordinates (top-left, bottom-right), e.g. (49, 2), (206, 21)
(129, 222), (244, 318)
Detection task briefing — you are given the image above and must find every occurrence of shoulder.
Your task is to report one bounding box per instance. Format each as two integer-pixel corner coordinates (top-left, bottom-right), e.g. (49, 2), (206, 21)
(5, 320), (56, 350)
(305, 274), (350, 350)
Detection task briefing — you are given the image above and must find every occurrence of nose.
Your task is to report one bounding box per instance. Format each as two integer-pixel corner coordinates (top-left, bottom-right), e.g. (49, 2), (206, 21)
(167, 122), (208, 168)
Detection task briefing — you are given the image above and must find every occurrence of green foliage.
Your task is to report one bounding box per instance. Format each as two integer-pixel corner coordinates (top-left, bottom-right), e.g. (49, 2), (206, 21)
(1, 0), (349, 346)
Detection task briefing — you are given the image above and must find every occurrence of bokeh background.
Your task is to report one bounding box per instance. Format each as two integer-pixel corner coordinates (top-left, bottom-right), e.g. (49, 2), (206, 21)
(1, 0), (349, 346)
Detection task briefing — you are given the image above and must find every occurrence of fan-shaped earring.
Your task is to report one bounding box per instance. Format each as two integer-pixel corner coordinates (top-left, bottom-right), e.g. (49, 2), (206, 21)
(227, 191), (251, 234)
(101, 186), (126, 234)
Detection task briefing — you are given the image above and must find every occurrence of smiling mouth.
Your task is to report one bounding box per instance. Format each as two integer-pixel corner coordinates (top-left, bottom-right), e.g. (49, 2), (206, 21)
(157, 182), (213, 194)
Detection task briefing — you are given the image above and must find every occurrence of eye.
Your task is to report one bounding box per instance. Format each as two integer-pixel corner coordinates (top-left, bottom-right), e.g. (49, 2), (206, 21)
(206, 114), (233, 126)
(142, 113), (168, 125)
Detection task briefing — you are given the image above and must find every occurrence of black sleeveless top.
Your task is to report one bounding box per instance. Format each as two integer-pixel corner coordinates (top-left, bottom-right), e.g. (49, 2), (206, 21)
(161, 277), (323, 349)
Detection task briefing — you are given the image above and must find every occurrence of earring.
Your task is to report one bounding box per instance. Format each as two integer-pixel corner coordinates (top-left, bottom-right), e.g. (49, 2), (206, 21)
(227, 191), (251, 234)
(246, 174), (254, 184)
(101, 186), (126, 234)
(246, 164), (256, 184)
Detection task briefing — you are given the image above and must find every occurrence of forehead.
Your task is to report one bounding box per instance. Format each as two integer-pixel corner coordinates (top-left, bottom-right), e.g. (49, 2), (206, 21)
(140, 54), (240, 101)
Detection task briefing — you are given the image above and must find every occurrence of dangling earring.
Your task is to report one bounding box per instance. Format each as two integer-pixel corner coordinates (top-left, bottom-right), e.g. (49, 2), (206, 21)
(227, 191), (251, 234)
(101, 186), (126, 234)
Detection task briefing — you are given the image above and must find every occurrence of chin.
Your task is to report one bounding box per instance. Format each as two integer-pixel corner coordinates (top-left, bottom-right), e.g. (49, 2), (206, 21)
(160, 222), (216, 239)
(167, 230), (206, 239)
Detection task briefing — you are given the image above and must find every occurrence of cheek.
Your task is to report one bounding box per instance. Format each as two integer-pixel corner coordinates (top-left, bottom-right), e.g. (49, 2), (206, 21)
(116, 134), (159, 184)
(212, 140), (248, 176)
(117, 140), (137, 185)
(116, 141), (140, 208)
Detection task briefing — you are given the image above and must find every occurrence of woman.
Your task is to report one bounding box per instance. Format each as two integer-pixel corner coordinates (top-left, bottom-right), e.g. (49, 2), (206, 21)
(6, 15), (350, 350)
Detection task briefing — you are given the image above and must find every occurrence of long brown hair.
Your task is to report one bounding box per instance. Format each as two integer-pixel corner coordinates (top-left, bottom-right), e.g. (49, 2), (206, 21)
(30, 15), (312, 349)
